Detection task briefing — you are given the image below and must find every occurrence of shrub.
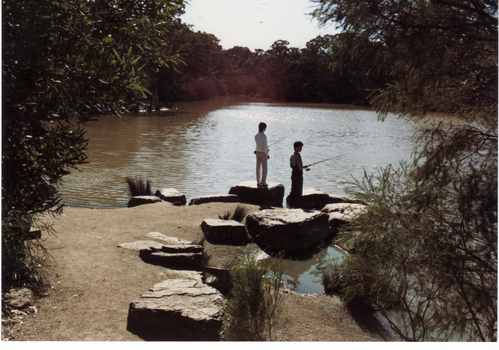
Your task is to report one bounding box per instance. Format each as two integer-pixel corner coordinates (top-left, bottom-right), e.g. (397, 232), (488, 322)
(220, 246), (286, 341)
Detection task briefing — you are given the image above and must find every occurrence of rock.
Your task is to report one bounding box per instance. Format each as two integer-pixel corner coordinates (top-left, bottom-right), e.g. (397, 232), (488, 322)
(118, 240), (167, 251)
(139, 243), (204, 270)
(3, 288), (34, 309)
(286, 189), (361, 210)
(245, 208), (331, 256)
(145, 232), (192, 245)
(127, 195), (162, 208)
(155, 188), (186, 206)
(188, 194), (240, 206)
(228, 181), (284, 207)
(201, 219), (250, 245)
(322, 203), (367, 234)
(127, 274), (224, 341)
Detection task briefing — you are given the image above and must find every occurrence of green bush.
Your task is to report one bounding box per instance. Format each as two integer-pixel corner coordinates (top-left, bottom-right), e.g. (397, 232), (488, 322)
(220, 246), (286, 341)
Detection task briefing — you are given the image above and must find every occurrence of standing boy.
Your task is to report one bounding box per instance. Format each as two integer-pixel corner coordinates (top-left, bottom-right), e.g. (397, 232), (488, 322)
(254, 122), (269, 186)
(288, 141), (308, 208)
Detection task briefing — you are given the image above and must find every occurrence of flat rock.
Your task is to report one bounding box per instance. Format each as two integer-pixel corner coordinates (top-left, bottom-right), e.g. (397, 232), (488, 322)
(287, 189), (361, 210)
(127, 275), (224, 341)
(139, 242), (204, 270)
(245, 208), (331, 256)
(145, 232), (192, 245)
(201, 219), (250, 245)
(118, 240), (166, 251)
(228, 181), (284, 207)
(155, 188), (186, 206)
(188, 194), (240, 206)
(322, 203), (367, 234)
(127, 195), (162, 208)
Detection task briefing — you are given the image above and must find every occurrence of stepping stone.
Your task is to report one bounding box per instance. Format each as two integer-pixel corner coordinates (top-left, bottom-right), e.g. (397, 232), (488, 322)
(127, 274), (223, 341)
(201, 219), (250, 245)
(188, 194), (240, 206)
(229, 181), (284, 207)
(155, 188), (186, 206)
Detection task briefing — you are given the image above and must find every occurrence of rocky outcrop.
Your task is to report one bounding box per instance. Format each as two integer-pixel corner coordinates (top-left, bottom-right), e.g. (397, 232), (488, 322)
(127, 195), (162, 208)
(127, 272), (223, 341)
(155, 188), (186, 206)
(201, 219), (250, 245)
(228, 181), (284, 207)
(286, 189), (361, 210)
(245, 208), (331, 256)
(188, 194), (240, 206)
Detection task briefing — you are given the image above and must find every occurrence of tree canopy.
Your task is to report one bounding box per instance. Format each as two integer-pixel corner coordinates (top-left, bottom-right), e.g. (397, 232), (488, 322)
(2, 0), (185, 291)
(311, 0), (497, 341)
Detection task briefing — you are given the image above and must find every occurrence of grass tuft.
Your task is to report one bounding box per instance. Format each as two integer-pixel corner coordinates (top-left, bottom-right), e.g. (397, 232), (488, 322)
(125, 177), (152, 197)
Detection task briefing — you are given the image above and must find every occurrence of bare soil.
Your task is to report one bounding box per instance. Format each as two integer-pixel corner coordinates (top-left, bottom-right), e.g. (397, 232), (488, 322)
(2, 202), (388, 342)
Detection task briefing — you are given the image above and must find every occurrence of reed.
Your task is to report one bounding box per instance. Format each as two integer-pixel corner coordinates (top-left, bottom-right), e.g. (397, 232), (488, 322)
(218, 204), (251, 222)
(125, 177), (152, 197)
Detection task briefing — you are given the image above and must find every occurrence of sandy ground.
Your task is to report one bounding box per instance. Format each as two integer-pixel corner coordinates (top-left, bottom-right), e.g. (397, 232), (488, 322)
(1, 201), (387, 342)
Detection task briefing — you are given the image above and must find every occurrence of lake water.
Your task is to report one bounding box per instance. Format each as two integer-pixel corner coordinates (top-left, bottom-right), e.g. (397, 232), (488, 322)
(59, 97), (420, 294)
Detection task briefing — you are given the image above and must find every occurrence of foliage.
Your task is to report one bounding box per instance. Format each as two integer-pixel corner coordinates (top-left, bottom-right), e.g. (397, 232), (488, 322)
(218, 204), (251, 222)
(220, 247), (287, 341)
(317, 124), (497, 341)
(2, 0), (185, 291)
(311, 0), (498, 124)
(310, 0), (498, 341)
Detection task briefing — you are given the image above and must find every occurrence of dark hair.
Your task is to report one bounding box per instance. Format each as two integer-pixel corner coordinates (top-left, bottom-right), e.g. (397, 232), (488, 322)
(258, 122), (267, 132)
(293, 141), (303, 149)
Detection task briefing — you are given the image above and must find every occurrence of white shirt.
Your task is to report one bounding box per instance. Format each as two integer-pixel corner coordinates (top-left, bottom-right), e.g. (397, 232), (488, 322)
(254, 132), (268, 156)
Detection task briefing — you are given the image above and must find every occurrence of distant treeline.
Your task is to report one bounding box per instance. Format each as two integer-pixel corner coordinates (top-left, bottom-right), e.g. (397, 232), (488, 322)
(147, 23), (389, 109)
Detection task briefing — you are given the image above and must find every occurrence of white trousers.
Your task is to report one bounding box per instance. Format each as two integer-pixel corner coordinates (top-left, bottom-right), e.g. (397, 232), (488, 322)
(255, 151), (268, 185)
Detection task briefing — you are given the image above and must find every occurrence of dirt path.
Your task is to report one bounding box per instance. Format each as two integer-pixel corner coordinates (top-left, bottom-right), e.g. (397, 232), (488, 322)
(2, 202), (386, 342)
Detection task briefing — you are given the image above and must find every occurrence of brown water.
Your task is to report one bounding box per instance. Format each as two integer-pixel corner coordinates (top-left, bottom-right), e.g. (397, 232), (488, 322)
(59, 97), (420, 295)
(60, 98), (418, 209)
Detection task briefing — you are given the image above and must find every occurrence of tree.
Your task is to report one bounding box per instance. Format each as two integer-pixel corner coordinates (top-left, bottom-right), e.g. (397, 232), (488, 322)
(311, 0), (497, 341)
(2, 0), (185, 292)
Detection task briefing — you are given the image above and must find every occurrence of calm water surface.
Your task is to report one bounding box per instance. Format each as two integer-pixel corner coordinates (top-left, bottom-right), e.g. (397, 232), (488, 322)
(60, 99), (420, 295)
(60, 99), (418, 208)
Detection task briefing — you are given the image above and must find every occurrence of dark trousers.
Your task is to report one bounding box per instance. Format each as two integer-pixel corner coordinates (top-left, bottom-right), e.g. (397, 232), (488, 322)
(289, 170), (303, 208)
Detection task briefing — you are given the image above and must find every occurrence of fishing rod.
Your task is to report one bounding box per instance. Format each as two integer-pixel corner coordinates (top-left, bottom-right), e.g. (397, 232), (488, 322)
(254, 137), (286, 154)
(267, 137), (286, 148)
(305, 155), (339, 171)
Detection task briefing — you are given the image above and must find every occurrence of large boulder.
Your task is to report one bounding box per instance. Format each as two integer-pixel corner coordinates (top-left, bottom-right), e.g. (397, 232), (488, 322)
(201, 219), (250, 245)
(286, 189), (361, 210)
(228, 181), (284, 207)
(245, 208), (331, 256)
(127, 273), (224, 341)
(188, 194), (240, 206)
(127, 195), (162, 208)
(155, 188), (186, 206)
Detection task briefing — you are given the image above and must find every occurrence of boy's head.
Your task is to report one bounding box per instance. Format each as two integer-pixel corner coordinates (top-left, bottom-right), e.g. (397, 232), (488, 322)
(293, 141), (303, 151)
(258, 122), (267, 132)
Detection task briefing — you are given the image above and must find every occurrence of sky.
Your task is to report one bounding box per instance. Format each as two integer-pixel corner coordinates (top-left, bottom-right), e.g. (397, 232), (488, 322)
(180, 0), (339, 51)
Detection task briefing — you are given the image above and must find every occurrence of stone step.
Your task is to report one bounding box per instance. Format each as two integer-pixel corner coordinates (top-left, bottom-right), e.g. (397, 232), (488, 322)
(127, 275), (223, 340)
(139, 250), (203, 270)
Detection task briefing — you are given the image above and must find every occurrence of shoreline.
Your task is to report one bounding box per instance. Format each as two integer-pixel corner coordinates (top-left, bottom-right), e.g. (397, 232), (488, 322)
(2, 202), (386, 341)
